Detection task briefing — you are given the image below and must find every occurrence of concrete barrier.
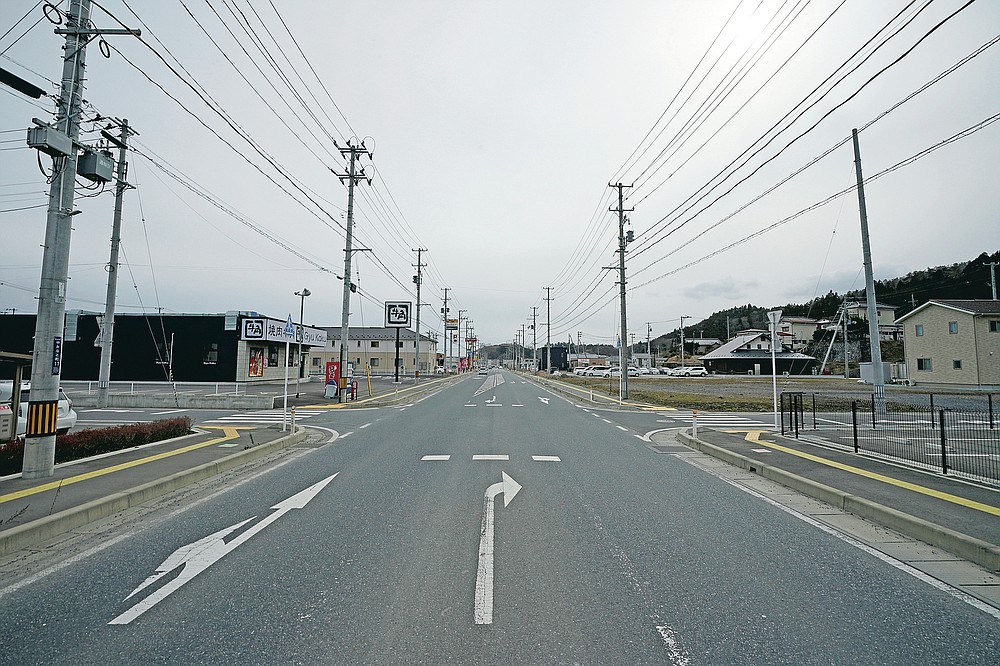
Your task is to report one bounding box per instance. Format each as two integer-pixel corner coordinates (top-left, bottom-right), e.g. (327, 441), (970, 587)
(72, 393), (277, 409)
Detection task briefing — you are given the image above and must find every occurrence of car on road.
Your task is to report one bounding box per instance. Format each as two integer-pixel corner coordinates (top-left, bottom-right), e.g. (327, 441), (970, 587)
(0, 381), (78, 436)
(434, 366), (445, 374)
(478, 367), (488, 376)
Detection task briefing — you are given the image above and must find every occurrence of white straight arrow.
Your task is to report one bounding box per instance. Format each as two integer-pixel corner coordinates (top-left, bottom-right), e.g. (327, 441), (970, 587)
(109, 472), (339, 625)
(474, 472), (522, 625)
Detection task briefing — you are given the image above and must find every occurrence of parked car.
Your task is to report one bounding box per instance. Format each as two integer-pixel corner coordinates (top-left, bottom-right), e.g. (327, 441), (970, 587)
(680, 366), (709, 377)
(584, 365), (611, 376)
(600, 367), (621, 378)
(627, 366), (641, 377)
(573, 366), (589, 376)
(636, 366), (652, 375)
(434, 366), (445, 374)
(0, 381), (78, 436)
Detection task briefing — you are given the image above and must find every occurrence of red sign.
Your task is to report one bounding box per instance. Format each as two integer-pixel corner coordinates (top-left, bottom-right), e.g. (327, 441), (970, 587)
(459, 357), (470, 370)
(325, 361), (341, 385)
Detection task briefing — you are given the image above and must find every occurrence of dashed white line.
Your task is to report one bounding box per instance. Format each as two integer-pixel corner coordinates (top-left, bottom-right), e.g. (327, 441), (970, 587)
(420, 455), (451, 461)
(602, 419), (613, 424)
(531, 455), (561, 462)
(340, 431), (353, 438)
(359, 423), (372, 429)
(616, 426), (628, 431)
(473, 455), (509, 461)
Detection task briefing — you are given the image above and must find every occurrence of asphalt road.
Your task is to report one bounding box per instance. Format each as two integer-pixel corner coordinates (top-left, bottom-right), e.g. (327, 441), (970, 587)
(1, 370), (997, 665)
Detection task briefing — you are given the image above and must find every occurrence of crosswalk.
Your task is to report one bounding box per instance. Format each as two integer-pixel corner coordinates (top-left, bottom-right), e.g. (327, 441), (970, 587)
(658, 413), (774, 429)
(202, 408), (326, 426)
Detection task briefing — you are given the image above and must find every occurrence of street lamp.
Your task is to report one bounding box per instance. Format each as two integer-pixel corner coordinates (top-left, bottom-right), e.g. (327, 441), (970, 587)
(679, 315), (691, 368)
(295, 288), (311, 398)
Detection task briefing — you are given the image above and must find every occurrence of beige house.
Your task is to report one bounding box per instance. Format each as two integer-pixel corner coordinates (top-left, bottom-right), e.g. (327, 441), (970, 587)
(845, 300), (902, 341)
(778, 317), (829, 352)
(897, 300), (1000, 388)
(307, 326), (439, 377)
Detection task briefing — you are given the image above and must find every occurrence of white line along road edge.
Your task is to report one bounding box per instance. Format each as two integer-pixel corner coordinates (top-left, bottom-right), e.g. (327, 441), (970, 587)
(474, 471), (522, 625)
(109, 472), (339, 625)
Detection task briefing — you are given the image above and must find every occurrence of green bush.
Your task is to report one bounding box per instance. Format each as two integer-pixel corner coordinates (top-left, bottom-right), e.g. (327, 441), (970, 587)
(0, 417), (192, 476)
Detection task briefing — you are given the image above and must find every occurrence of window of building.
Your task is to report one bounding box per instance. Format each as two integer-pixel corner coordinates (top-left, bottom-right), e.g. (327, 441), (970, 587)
(953, 360), (962, 370)
(370, 358), (379, 367)
(914, 324), (923, 337)
(202, 342), (218, 365)
(948, 321), (958, 334)
(371, 340), (380, 348)
(917, 358), (932, 371)
(268, 344), (279, 367)
(990, 320), (1000, 332)
(312, 357), (321, 367)
(397, 340), (404, 348)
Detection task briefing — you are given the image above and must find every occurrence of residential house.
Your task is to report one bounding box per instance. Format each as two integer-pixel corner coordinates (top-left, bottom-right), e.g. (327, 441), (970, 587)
(845, 300), (902, 341)
(701, 329), (816, 375)
(310, 326), (438, 377)
(896, 299), (1000, 388)
(777, 317), (829, 352)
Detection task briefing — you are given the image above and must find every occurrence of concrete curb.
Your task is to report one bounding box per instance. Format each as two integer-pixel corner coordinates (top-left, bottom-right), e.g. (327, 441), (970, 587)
(675, 430), (1000, 573)
(0, 428), (307, 558)
(72, 394), (277, 409)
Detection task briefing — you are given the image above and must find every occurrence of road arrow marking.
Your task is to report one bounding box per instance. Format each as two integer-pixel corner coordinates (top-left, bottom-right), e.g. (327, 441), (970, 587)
(109, 472), (339, 625)
(537, 397), (549, 404)
(474, 472), (521, 625)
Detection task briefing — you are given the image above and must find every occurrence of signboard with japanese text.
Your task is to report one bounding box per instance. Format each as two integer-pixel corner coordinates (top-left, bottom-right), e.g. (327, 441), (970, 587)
(240, 316), (326, 346)
(384, 301), (412, 328)
(445, 318), (459, 330)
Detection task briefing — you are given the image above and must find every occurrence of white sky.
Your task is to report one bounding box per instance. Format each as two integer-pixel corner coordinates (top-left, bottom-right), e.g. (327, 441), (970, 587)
(2, 0), (998, 348)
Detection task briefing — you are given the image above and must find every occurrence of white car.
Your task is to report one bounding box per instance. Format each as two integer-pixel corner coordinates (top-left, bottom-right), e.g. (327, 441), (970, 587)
(680, 366), (709, 377)
(636, 366), (652, 375)
(584, 365), (611, 376)
(574, 367), (589, 376)
(0, 381), (78, 436)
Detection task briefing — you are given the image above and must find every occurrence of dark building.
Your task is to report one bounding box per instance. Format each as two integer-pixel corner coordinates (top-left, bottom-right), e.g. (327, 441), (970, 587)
(0, 311), (326, 382)
(539, 345), (569, 371)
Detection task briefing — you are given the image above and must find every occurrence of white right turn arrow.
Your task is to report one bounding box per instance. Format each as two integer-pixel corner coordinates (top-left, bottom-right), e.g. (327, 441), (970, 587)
(474, 471), (522, 625)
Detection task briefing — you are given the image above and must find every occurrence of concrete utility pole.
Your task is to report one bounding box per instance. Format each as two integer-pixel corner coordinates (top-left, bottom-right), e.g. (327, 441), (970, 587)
(530, 307), (538, 372)
(852, 129), (885, 404)
(334, 139), (372, 402)
(442, 288), (450, 371)
(24, 0), (138, 478)
(544, 287), (553, 373)
(647, 323), (652, 369)
(458, 309), (467, 370)
(679, 315), (690, 369)
(412, 248), (426, 379)
(609, 183), (633, 399)
(988, 262), (999, 300)
(96, 120), (135, 408)
(294, 288), (310, 397)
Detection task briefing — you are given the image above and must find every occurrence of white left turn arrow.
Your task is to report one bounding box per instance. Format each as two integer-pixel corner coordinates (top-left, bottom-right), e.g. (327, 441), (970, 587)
(109, 472), (339, 625)
(474, 472), (522, 625)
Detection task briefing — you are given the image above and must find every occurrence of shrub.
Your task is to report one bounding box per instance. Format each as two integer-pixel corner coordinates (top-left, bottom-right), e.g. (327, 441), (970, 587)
(0, 417), (192, 476)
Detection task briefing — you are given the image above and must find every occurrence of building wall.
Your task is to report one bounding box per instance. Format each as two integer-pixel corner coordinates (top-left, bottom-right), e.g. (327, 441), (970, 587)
(974, 313), (1000, 386)
(903, 306), (985, 386)
(307, 335), (438, 376)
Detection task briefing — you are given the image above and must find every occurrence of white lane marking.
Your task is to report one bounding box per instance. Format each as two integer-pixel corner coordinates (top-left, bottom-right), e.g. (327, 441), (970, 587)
(474, 472), (522, 625)
(420, 455), (451, 461)
(655, 624), (692, 665)
(304, 425), (340, 444)
(339, 431), (353, 438)
(636, 428), (677, 443)
(532, 455), (561, 462)
(487, 403), (503, 407)
(751, 448), (772, 453)
(465, 404), (477, 407)
(511, 404), (524, 407)
(616, 426), (628, 432)
(359, 423), (372, 429)
(152, 409), (187, 415)
(537, 397), (550, 404)
(602, 419), (613, 424)
(110, 473), (339, 624)
(473, 455), (509, 461)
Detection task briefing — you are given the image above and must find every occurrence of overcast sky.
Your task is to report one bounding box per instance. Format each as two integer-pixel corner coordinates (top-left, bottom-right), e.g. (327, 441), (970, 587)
(2, 0), (998, 349)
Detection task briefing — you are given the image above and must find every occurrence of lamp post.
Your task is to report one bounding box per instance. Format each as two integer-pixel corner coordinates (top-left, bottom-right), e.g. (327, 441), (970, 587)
(295, 288), (311, 398)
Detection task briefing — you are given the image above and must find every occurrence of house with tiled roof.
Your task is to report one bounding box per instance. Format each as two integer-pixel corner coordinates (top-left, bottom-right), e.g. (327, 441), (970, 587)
(896, 300), (1000, 388)
(700, 330), (816, 375)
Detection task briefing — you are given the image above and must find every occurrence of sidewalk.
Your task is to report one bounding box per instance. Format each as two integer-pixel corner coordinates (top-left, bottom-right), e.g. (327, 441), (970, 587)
(667, 426), (1000, 600)
(0, 425), (305, 557)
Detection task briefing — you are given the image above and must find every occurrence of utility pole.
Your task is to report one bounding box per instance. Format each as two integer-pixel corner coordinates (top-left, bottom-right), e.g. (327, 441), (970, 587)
(294, 288), (310, 397)
(610, 183), (633, 399)
(852, 129), (884, 404)
(988, 262), (999, 300)
(458, 309), (467, 371)
(334, 139), (372, 402)
(679, 315), (690, 369)
(544, 287), (553, 374)
(441, 288), (450, 371)
(96, 119), (135, 408)
(23, 0), (138, 478)
(412, 248), (426, 379)
(530, 307), (538, 372)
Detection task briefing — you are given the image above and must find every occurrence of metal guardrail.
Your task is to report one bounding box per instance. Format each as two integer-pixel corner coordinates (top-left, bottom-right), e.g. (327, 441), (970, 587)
(780, 391), (998, 487)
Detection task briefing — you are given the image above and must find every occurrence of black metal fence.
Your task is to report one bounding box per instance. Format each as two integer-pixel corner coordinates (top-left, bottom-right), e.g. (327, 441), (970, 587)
(780, 391), (998, 487)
